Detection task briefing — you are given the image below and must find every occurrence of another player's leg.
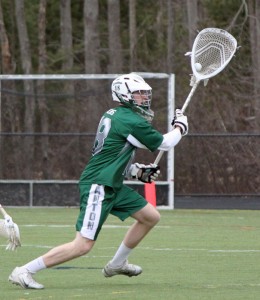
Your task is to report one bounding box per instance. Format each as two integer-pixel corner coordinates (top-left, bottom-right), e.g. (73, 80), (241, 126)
(103, 202), (160, 277)
(9, 232), (95, 289)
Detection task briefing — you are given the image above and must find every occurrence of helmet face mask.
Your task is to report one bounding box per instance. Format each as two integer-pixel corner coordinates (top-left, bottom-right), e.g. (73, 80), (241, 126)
(111, 73), (153, 121)
(131, 90), (152, 108)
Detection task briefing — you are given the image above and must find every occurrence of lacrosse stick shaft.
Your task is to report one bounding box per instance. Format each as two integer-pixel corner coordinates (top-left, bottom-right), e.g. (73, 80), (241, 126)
(153, 81), (200, 165)
(181, 80), (200, 113)
(0, 204), (8, 218)
(154, 150), (164, 165)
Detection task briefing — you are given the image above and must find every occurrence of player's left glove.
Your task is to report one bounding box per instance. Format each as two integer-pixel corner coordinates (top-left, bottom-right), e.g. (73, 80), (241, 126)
(131, 163), (160, 183)
(171, 109), (188, 136)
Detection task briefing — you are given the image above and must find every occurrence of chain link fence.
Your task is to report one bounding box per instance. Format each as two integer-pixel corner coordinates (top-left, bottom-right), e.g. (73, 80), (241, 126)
(0, 133), (259, 209)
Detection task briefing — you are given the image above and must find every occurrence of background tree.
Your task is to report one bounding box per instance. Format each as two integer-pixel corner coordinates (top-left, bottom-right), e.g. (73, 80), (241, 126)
(84, 0), (100, 74)
(37, 0), (49, 178)
(186, 0), (198, 48)
(60, 0), (80, 177)
(0, 0), (16, 177)
(107, 0), (123, 73)
(248, 0), (260, 129)
(129, 0), (136, 71)
(15, 0), (35, 178)
(83, 0), (103, 134)
(167, 0), (175, 73)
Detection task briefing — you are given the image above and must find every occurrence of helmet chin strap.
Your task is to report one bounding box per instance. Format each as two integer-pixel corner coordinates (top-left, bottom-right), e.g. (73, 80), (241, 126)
(115, 92), (124, 102)
(132, 106), (154, 123)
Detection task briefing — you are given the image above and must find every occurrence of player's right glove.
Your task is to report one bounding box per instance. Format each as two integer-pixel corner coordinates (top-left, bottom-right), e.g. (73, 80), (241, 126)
(0, 215), (21, 251)
(171, 109), (188, 136)
(131, 163), (160, 183)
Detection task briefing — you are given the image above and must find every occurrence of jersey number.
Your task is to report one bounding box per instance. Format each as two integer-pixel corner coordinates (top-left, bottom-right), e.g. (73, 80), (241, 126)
(92, 117), (111, 156)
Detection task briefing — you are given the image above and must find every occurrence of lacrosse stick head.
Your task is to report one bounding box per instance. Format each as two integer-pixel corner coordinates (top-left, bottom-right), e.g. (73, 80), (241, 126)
(190, 28), (237, 82)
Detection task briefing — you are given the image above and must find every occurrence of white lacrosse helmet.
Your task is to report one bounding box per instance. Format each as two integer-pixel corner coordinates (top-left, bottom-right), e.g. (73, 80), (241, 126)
(111, 73), (154, 121)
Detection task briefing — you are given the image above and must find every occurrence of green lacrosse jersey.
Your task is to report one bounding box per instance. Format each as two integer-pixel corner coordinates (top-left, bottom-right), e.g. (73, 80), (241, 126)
(79, 106), (163, 191)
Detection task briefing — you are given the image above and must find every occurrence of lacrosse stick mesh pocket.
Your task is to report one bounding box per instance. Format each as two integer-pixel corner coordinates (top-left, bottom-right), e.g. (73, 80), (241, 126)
(194, 29), (237, 76)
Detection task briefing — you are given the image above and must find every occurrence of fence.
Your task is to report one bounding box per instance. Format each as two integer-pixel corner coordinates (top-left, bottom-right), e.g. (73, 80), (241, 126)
(0, 132), (259, 209)
(0, 178), (259, 209)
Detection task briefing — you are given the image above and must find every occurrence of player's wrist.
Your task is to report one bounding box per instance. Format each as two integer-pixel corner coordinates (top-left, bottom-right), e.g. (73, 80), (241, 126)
(174, 125), (182, 133)
(130, 163), (143, 179)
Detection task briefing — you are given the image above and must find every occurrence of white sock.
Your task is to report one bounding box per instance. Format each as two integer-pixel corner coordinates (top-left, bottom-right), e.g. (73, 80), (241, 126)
(23, 256), (46, 274)
(110, 242), (132, 268)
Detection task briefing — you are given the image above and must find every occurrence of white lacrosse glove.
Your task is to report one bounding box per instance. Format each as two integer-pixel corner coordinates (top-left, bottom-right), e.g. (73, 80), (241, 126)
(131, 163), (160, 183)
(2, 215), (21, 251)
(171, 109), (188, 136)
(4, 214), (14, 228)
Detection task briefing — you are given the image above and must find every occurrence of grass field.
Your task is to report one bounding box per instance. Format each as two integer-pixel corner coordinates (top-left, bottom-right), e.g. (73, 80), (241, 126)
(1, 207), (260, 300)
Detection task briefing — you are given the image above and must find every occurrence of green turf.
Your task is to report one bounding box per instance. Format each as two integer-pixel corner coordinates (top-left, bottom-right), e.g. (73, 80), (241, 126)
(1, 208), (260, 300)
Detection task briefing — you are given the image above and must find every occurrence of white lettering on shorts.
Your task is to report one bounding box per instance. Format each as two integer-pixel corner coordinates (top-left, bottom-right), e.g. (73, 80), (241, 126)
(81, 184), (104, 240)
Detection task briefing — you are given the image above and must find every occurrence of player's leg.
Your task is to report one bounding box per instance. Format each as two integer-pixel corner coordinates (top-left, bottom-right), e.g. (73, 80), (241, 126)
(9, 233), (95, 289)
(103, 186), (160, 277)
(42, 232), (95, 267)
(123, 202), (160, 248)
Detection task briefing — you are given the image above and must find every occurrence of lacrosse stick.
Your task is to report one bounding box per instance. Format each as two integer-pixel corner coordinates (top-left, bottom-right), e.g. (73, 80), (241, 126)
(0, 204), (21, 250)
(154, 28), (238, 165)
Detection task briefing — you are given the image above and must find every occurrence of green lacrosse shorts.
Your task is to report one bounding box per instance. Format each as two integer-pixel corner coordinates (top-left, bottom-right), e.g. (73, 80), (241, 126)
(76, 183), (148, 240)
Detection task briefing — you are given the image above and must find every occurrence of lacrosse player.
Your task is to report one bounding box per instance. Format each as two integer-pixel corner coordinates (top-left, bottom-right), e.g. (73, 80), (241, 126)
(9, 73), (188, 289)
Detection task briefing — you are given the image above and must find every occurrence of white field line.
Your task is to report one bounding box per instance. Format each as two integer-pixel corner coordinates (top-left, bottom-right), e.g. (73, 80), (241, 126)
(0, 244), (259, 253)
(1, 224), (259, 253)
(0, 244), (260, 253)
(17, 224), (132, 230)
(138, 247), (260, 253)
(21, 224), (170, 228)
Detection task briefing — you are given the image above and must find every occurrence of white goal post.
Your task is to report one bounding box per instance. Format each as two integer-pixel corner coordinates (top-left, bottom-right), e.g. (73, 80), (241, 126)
(0, 73), (175, 209)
